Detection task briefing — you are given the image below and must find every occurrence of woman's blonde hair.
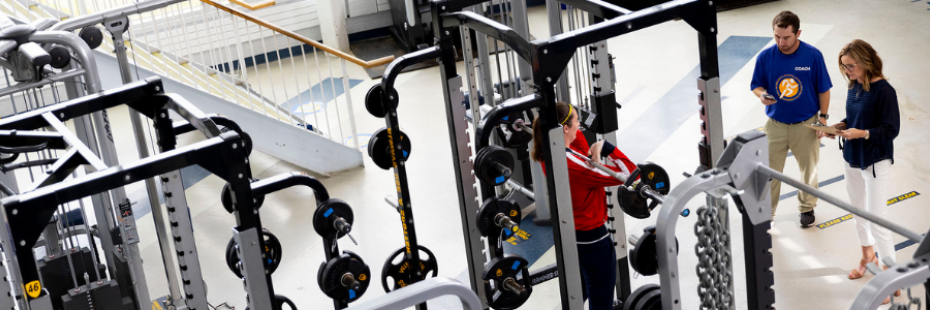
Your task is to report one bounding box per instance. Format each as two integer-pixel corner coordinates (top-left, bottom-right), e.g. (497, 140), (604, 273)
(838, 39), (885, 92)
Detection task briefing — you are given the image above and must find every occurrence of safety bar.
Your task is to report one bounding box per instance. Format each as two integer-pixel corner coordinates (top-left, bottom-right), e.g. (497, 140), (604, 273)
(249, 172), (330, 203)
(344, 277), (482, 310)
(757, 165), (923, 242)
(475, 93), (540, 149)
(380, 46), (441, 92)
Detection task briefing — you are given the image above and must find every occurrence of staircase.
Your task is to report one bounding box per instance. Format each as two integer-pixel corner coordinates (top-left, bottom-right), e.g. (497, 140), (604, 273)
(1, 0), (389, 176)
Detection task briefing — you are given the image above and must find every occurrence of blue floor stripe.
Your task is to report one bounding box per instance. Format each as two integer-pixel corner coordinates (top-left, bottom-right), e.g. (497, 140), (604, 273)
(287, 78), (363, 115)
(895, 234), (925, 251)
(617, 36), (772, 161)
(778, 175), (845, 201)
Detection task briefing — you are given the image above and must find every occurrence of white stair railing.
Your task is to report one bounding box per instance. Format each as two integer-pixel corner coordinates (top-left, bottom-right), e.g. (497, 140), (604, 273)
(10, 0), (393, 149)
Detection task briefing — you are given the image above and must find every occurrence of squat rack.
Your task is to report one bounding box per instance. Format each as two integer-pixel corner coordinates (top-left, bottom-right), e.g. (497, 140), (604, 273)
(429, 0), (726, 308)
(0, 77), (278, 310)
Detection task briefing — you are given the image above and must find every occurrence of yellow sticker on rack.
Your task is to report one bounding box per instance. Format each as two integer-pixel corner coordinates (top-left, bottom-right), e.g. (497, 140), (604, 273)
(25, 280), (41, 299)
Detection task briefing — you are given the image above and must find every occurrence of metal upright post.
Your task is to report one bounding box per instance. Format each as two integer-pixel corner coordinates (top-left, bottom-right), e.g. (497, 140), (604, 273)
(545, 0), (570, 103)
(434, 6), (489, 308)
(36, 30), (152, 310)
(473, 4), (495, 108)
(106, 16), (184, 306)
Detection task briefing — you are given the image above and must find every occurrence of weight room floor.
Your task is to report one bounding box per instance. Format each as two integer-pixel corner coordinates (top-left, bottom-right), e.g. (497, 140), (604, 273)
(104, 0), (930, 309)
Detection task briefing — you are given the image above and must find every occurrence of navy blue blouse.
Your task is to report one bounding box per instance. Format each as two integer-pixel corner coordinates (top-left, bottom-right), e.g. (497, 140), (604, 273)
(841, 79), (899, 170)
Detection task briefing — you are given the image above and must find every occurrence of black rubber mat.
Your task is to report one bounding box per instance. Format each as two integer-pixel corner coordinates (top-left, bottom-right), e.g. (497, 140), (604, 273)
(351, 36), (439, 79)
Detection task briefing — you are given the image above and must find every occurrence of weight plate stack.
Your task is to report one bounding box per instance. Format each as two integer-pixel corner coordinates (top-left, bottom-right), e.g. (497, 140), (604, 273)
(317, 251), (371, 303)
(367, 127), (411, 170)
(476, 198), (521, 237)
(365, 85), (399, 118)
(482, 254), (532, 310)
(637, 162), (671, 195)
(475, 145), (515, 186)
(381, 245), (438, 292)
(313, 198), (354, 240)
(225, 228), (282, 278)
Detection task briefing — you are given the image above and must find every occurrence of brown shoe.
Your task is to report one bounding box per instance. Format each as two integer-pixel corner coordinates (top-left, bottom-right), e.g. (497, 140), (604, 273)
(848, 254), (878, 280)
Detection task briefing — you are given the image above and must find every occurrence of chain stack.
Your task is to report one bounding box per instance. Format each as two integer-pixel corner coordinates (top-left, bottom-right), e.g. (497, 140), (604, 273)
(694, 206), (733, 310)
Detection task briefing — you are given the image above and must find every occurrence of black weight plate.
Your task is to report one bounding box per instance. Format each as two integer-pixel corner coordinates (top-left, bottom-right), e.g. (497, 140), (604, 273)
(635, 287), (662, 310)
(226, 228), (281, 278)
(48, 46), (71, 69)
(638, 162), (670, 195)
(319, 251), (371, 303)
(482, 254), (532, 310)
(221, 181), (264, 214)
(617, 186), (650, 219)
(476, 198), (521, 237)
(365, 85), (399, 118)
(365, 85), (387, 118)
(313, 198), (354, 240)
(78, 26), (103, 49)
(367, 128), (411, 170)
(623, 284), (659, 310)
(475, 145), (514, 186)
(381, 246), (439, 292)
(630, 231), (658, 275)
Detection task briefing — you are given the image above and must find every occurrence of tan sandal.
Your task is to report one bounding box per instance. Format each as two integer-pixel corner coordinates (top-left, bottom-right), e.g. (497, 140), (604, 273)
(848, 255), (878, 280)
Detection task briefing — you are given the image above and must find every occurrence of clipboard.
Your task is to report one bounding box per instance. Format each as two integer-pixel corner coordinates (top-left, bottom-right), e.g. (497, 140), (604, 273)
(804, 124), (838, 135)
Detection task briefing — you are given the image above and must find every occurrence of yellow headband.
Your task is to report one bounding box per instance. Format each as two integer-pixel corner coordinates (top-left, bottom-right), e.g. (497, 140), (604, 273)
(560, 105), (573, 125)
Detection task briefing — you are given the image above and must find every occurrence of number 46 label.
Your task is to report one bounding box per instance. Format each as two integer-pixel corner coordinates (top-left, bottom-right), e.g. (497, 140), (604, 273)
(25, 280), (41, 299)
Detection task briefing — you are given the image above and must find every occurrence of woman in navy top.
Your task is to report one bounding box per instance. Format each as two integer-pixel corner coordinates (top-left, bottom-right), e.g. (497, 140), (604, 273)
(827, 39), (900, 303)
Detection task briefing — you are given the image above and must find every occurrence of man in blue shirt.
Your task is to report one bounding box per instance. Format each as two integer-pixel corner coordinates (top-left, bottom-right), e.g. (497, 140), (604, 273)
(750, 11), (832, 227)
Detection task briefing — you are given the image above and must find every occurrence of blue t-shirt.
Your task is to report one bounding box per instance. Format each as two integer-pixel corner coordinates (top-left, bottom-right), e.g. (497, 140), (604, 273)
(750, 41), (833, 123)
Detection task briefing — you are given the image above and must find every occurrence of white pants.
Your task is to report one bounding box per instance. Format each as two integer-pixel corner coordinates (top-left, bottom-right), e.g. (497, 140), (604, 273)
(844, 159), (896, 266)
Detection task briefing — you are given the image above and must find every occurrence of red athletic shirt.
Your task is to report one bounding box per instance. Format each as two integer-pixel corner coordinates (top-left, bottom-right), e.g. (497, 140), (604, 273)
(541, 130), (638, 231)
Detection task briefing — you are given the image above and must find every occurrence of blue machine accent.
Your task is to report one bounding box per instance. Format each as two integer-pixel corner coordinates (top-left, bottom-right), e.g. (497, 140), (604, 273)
(403, 150), (409, 158)
(511, 260), (521, 270)
(349, 289), (356, 300)
(655, 182), (665, 189)
(504, 229), (512, 237)
(324, 208), (334, 218)
(495, 176), (505, 184)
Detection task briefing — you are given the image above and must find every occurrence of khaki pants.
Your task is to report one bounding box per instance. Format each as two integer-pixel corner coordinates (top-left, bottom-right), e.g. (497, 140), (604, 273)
(765, 115), (819, 215)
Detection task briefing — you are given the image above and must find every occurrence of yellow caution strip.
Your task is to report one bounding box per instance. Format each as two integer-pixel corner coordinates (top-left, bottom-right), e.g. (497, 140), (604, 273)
(816, 191), (920, 230)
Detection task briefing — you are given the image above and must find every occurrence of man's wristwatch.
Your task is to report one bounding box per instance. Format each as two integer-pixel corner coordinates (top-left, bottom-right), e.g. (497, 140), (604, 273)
(819, 113), (829, 120)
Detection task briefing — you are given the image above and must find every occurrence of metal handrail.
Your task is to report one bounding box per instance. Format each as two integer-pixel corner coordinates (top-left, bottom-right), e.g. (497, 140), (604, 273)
(199, 0), (394, 69)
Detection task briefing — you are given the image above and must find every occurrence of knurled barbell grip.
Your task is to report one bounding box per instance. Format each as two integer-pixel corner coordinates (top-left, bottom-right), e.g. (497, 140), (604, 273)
(341, 272), (361, 291)
(502, 277), (527, 296)
(494, 213), (517, 231)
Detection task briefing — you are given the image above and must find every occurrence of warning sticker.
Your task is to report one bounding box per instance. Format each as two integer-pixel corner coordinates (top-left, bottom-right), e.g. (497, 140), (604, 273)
(25, 280), (41, 299)
(817, 191), (920, 229)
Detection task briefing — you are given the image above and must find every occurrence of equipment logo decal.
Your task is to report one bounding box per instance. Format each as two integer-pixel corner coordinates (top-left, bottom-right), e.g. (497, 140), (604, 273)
(776, 74), (802, 101)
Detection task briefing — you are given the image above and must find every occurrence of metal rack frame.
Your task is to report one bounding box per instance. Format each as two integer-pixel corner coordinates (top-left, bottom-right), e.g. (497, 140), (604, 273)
(428, 0), (724, 308)
(0, 77), (276, 310)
